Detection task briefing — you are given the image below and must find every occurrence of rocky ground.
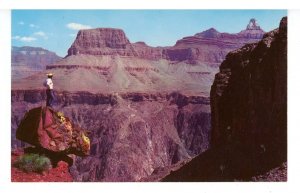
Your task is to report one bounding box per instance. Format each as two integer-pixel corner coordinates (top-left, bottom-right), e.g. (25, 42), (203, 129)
(11, 149), (73, 182)
(251, 162), (287, 182)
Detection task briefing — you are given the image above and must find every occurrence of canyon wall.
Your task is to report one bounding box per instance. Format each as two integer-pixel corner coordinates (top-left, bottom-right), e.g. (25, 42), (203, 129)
(12, 46), (61, 80)
(12, 90), (210, 181)
(161, 17), (287, 181)
(66, 19), (264, 65)
(210, 17), (287, 155)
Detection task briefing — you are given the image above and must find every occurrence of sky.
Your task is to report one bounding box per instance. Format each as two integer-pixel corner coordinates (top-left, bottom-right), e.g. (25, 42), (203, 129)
(12, 10), (287, 57)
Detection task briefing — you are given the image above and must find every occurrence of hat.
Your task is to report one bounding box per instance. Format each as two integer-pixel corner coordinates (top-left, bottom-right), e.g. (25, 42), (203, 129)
(46, 73), (53, 77)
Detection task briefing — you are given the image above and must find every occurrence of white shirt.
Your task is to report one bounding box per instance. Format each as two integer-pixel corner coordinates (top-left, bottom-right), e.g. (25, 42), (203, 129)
(44, 78), (53, 89)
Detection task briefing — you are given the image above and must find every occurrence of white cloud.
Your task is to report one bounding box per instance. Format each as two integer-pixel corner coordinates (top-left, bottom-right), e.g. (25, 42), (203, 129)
(20, 37), (37, 42)
(29, 24), (39, 28)
(18, 21), (25, 25)
(34, 31), (45, 36)
(34, 31), (48, 39)
(12, 36), (37, 42)
(66, 23), (92, 30)
(12, 36), (20, 40)
(12, 31), (48, 43)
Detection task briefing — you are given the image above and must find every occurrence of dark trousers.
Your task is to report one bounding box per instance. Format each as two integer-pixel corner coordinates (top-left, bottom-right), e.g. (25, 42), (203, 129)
(46, 89), (55, 107)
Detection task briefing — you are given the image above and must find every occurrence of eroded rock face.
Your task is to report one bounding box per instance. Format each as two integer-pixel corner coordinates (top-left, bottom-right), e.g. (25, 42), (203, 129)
(12, 46), (61, 80)
(238, 18), (265, 39)
(169, 20), (264, 64)
(67, 28), (137, 57)
(131, 42), (165, 60)
(210, 17), (287, 153)
(11, 90), (211, 181)
(12, 20), (265, 99)
(66, 19), (264, 65)
(160, 17), (287, 182)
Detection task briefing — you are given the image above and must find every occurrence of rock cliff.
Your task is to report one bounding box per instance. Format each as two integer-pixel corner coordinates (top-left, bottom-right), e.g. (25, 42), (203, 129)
(67, 28), (137, 57)
(210, 17), (287, 152)
(12, 46), (61, 80)
(161, 17), (287, 181)
(13, 19), (265, 96)
(66, 19), (264, 65)
(12, 90), (211, 181)
(168, 19), (264, 65)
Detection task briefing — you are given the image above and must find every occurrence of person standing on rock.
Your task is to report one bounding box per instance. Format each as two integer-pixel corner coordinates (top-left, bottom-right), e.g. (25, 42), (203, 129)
(44, 73), (55, 107)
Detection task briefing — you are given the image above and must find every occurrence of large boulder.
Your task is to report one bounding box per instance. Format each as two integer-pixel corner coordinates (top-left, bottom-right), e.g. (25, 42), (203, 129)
(16, 106), (90, 156)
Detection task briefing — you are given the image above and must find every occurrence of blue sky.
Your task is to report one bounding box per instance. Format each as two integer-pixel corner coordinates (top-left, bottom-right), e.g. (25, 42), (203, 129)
(12, 10), (287, 57)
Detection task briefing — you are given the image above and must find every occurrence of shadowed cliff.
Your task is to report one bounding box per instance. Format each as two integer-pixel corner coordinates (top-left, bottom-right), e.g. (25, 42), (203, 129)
(162, 17), (287, 182)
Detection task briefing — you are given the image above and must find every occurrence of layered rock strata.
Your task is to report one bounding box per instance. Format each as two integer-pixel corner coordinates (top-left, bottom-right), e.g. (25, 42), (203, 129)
(161, 17), (287, 181)
(12, 46), (61, 80)
(67, 19), (264, 65)
(12, 90), (211, 181)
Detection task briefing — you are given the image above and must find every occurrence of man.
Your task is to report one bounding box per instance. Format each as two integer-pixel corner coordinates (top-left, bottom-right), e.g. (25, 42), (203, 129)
(44, 73), (54, 107)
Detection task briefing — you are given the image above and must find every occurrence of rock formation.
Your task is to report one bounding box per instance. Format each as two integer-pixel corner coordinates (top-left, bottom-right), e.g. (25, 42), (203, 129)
(12, 46), (61, 80)
(66, 19), (264, 66)
(210, 17), (287, 152)
(67, 28), (137, 57)
(16, 106), (90, 157)
(12, 90), (210, 181)
(13, 19), (265, 96)
(161, 17), (287, 181)
(12, 18), (270, 182)
(238, 18), (265, 39)
(173, 20), (264, 65)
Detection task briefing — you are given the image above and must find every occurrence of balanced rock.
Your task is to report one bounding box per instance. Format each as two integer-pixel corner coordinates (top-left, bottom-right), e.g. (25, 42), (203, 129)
(16, 106), (90, 156)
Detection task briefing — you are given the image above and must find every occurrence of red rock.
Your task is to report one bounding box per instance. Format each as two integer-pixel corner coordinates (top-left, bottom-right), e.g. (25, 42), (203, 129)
(159, 17), (287, 182)
(67, 28), (137, 57)
(131, 42), (164, 60)
(12, 90), (211, 181)
(12, 46), (61, 80)
(12, 19), (265, 97)
(11, 149), (73, 182)
(66, 19), (264, 65)
(171, 19), (264, 64)
(16, 106), (90, 156)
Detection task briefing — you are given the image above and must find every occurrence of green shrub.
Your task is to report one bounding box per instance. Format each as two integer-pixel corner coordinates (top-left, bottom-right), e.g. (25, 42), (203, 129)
(14, 153), (52, 173)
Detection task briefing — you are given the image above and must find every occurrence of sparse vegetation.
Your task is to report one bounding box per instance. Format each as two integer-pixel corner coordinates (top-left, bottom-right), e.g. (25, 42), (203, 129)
(14, 153), (52, 173)
(81, 133), (90, 153)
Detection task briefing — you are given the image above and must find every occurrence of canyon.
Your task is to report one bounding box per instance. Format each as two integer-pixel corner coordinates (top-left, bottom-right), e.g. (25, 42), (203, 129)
(10, 18), (284, 182)
(12, 46), (62, 80)
(12, 90), (211, 181)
